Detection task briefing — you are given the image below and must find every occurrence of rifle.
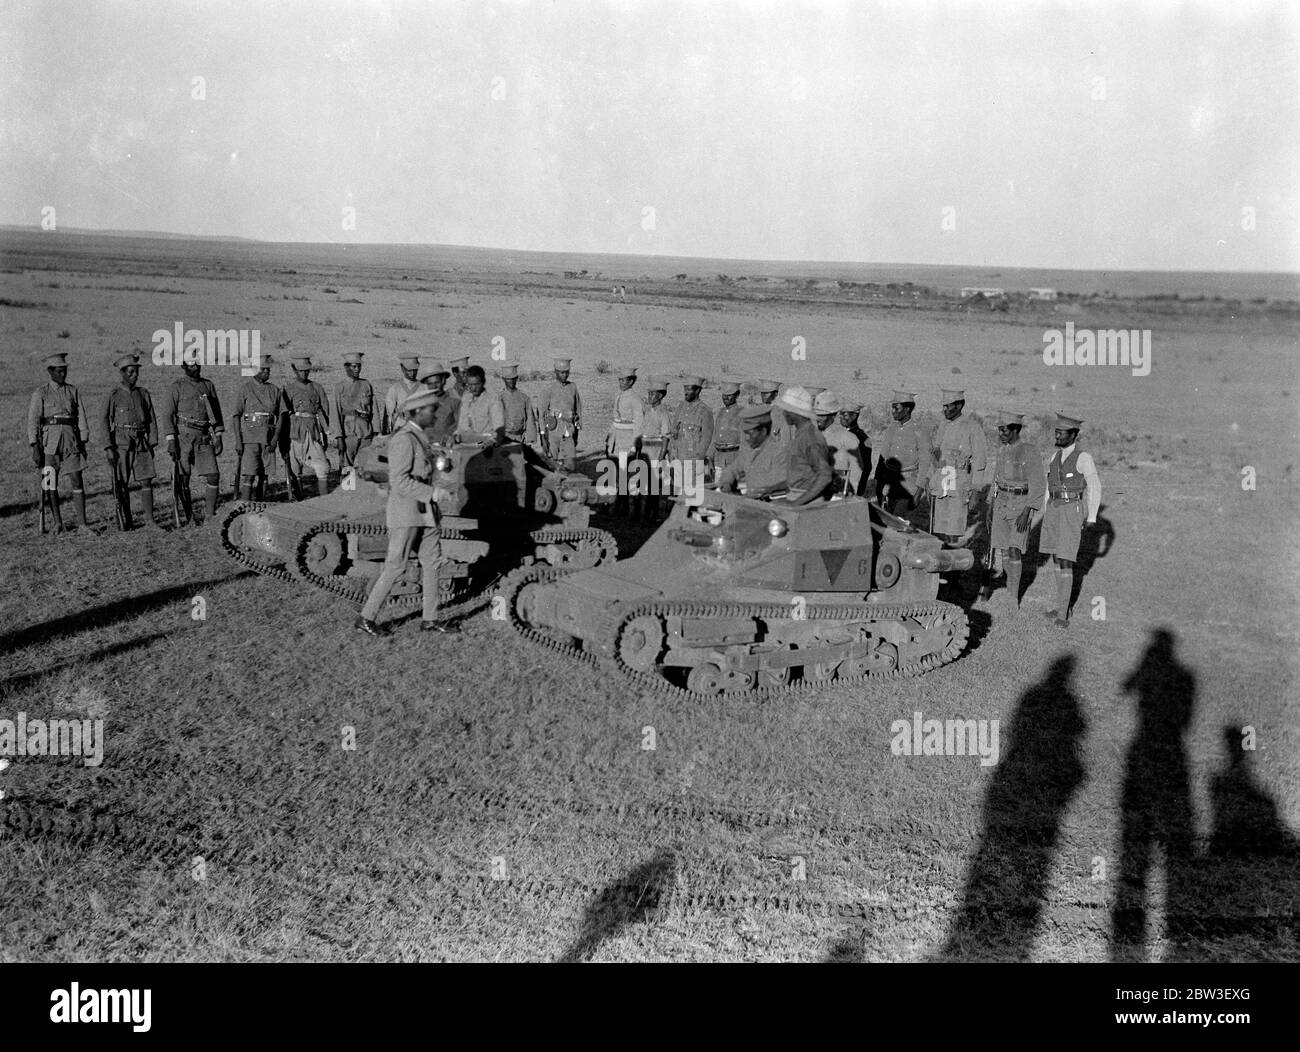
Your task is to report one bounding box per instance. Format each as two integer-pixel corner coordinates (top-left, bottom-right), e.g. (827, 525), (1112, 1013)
(171, 454), (192, 527)
(109, 450), (133, 531)
(283, 452), (303, 501)
(980, 487), (996, 572)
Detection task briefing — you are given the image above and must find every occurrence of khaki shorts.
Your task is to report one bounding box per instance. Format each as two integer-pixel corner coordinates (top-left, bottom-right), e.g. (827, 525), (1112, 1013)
(177, 429), (218, 475)
(1039, 498), (1084, 561)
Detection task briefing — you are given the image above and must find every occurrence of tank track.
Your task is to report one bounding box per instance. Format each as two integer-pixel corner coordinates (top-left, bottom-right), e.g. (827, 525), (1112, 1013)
(499, 564), (969, 701)
(219, 502), (616, 615)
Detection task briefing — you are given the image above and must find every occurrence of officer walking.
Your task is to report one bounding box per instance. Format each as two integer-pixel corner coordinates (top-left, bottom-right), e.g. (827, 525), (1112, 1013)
(456, 364), (506, 445)
(159, 359), (225, 523)
(381, 353), (422, 434)
(332, 351), (375, 470)
(930, 387), (988, 545)
(639, 376), (672, 521)
(668, 375), (714, 481)
(420, 362), (460, 445)
(983, 411), (1046, 610)
(539, 357), (581, 471)
(873, 388), (933, 519)
(710, 381), (743, 481)
(28, 352), (92, 531)
(283, 355), (332, 498)
(101, 352), (159, 526)
(497, 363), (538, 446)
(231, 354), (287, 501)
(1040, 412), (1101, 629)
(715, 404), (789, 499)
(775, 385), (834, 505)
(355, 388), (457, 637)
(606, 366), (644, 517)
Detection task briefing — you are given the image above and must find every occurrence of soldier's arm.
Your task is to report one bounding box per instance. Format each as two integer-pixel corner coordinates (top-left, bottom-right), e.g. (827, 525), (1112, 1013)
(100, 392), (116, 453)
(701, 405), (714, 457)
(329, 384), (345, 440)
(75, 388), (90, 446)
(573, 386), (581, 427)
(28, 389), (44, 447)
(204, 386), (224, 434)
(142, 390), (158, 447)
(524, 396), (538, 444)
(314, 383), (330, 434)
(1026, 447), (1047, 511)
(159, 385), (178, 444)
(971, 421), (989, 484)
(1077, 451), (1101, 523)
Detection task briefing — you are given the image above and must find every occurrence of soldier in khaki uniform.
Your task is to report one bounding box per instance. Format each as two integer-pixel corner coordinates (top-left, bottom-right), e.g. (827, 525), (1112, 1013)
(449, 355), (470, 398)
(639, 376), (672, 522)
(355, 388), (457, 637)
(709, 381), (743, 480)
(101, 353), (159, 526)
(456, 364), (506, 445)
(28, 352), (91, 531)
(159, 359), (225, 523)
(538, 357), (581, 471)
(873, 388), (933, 520)
(497, 363), (538, 446)
(929, 387), (988, 545)
(283, 355), (332, 498)
(716, 404), (789, 499)
(381, 354), (422, 434)
(231, 355), (287, 501)
(668, 375), (714, 476)
(816, 391), (861, 497)
(420, 362), (460, 446)
(1040, 412), (1101, 629)
(331, 351), (375, 469)
(838, 398), (871, 496)
(606, 366), (644, 517)
(983, 411), (1046, 610)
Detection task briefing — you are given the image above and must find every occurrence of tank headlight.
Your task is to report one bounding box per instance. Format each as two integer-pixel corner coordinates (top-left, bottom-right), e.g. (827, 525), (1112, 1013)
(560, 486), (581, 502)
(767, 518), (788, 537)
(433, 454), (451, 473)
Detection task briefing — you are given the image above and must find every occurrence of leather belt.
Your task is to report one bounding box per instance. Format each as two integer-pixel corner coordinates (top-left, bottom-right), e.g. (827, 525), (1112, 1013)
(1050, 490), (1083, 501)
(995, 481), (1029, 494)
(115, 423), (148, 432)
(293, 411), (319, 418)
(42, 415), (75, 425)
(713, 443), (740, 452)
(243, 412), (273, 421)
(179, 416), (211, 430)
(612, 421), (636, 428)
(343, 410), (372, 418)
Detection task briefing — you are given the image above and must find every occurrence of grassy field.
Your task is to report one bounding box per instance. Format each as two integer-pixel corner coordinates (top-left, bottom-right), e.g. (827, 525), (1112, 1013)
(1, 233), (1297, 961)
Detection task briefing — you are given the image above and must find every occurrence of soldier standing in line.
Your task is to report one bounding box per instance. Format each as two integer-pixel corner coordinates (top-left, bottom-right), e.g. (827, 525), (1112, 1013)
(231, 354), (287, 502)
(872, 388), (933, 520)
(449, 355), (470, 398)
(159, 358), (225, 524)
(776, 386), (834, 505)
(101, 352), (159, 526)
(381, 353), (422, 434)
(332, 351), (375, 471)
(28, 352), (92, 531)
(715, 404), (789, 499)
(668, 375), (714, 490)
(456, 364), (506, 446)
(638, 376), (672, 522)
(1040, 412), (1101, 629)
(982, 411), (1046, 611)
(283, 355), (332, 498)
(709, 381), (743, 482)
(838, 398), (871, 496)
(816, 391), (860, 497)
(497, 363), (538, 446)
(354, 388), (457, 638)
(420, 362), (460, 445)
(753, 379), (781, 407)
(539, 357), (581, 471)
(605, 366), (644, 517)
(930, 387), (988, 545)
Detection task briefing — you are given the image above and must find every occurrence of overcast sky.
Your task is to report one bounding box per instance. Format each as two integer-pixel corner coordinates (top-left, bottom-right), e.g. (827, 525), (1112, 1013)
(2, 0), (1297, 270)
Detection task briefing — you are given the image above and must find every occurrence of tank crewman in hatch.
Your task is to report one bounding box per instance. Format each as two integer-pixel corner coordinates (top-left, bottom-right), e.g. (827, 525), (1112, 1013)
(1039, 412), (1101, 629)
(715, 403), (789, 499)
(332, 351), (375, 470)
(775, 385), (834, 506)
(101, 352), (159, 525)
(28, 352), (93, 531)
(456, 364), (506, 446)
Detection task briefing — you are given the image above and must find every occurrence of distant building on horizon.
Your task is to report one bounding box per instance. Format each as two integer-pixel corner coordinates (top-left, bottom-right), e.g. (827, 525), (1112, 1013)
(1028, 287), (1058, 300)
(961, 286), (1006, 298)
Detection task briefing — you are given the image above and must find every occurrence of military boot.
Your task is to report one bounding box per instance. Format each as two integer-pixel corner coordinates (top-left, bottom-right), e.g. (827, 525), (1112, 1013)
(203, 481), (219, 522)
(1004, 558), (1022, 609)
(140, 485), (156, 527)
(72, 487), (88, 527)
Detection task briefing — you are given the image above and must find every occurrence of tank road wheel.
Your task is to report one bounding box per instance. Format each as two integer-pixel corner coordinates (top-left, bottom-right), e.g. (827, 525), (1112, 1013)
(753, 645), (791, 688)
(303, 531), (345, 577)
(618, 615), (665, 672)
(686, 663), (727, 695)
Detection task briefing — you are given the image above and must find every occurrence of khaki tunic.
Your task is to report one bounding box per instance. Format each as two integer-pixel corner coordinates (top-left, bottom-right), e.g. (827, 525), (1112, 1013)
(669, 399), (714, 463)
(874, 418), (932, 507)
(609, 389), (645, 456)
(101, 385), (158, 482)
(499, 387), (537, 444)
(990, 438), (1046, 551)
(29, 381), (91, 468)
(931, 414), (988, 536)
(382, 377), (423, 434)
(718, 433), (788, 497)
(710, 402), (744, 471)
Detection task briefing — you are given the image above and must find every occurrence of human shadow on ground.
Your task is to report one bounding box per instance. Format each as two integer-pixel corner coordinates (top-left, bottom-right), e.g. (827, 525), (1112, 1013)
(937, 655), (1087, 960)
(557, 848), (678, 963)
(1069, 504), (1116, 611)
(1109, 628), (1197, 961)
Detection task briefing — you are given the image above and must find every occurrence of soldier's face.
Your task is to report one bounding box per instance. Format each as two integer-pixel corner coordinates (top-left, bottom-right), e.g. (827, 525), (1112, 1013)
(426, 374), (447, 394)
(618, 377), (635, 391)
(401, 365), (419, 381)
(555, 370), (569, 382)
(121, 366), (139, 388)
(293, 368), (310, 382)
(891, 402), (912, 422)
(998, 425), (1019, 445)
(722, 392), (737, 406)
(182, 363), (202, 380)
(467, 375), (485, 397)
(503, 377), (518, 390)
(48, 365), (68, 383)
(648, 391), (663, 406)
(744, 424), (769, 449)
(943, 400), (963, 421)
(345, 363), (361, 379)
(837, 410), (857, 428)
(760, 391), (777, 404)
(683, 385), (700, 402)
(1054, 427), (1078, 447)
(256, 367), (271, 383)
(816, 412), (834, 431)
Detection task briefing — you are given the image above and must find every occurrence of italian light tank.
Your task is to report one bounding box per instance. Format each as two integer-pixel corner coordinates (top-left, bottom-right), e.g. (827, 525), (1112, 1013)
(499, 488), (973, 698)
(219, 436), (616, 613)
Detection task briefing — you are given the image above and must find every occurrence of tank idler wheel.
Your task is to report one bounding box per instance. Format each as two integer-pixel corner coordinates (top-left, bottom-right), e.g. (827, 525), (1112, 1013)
(618, 615), (665, 672)
(303, 531), (345, 576)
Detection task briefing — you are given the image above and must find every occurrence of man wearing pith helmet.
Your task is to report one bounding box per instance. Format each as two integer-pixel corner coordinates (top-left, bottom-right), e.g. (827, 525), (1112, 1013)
(538, 356), (581, 471)
(983, 410), (1046, 610)
(231, 354), (287, 502)
(282, 355), (332, 498)
(28, 351), (92, 530)
(709, 381), (744, 479)
(930, 387), (988, 545)
(1039, 411), (1101, 629)
(775, 385), (834, 505)
(355, 387), (457, 638)
(381, 353), (422, 434)
(873, 388), (933, 519)
(331, 351), (375, 470)
(101, 352), (160, 525)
